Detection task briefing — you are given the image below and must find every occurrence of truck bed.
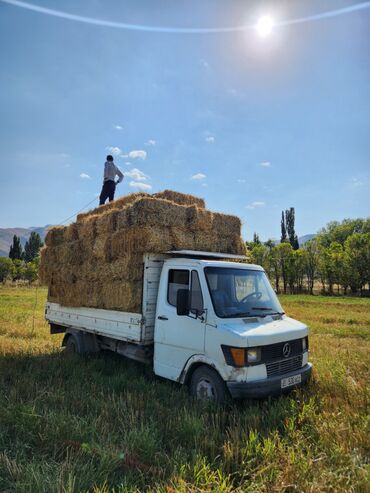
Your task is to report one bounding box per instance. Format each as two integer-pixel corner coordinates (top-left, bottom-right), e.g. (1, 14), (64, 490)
(45, 254), (166, 345)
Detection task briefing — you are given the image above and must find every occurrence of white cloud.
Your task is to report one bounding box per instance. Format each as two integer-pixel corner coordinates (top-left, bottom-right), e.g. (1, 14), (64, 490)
(237, 178), (246, 183)
(129, 181), (152, 190)
(107, 146), (122, 156)
(200, 59), (210, 70)
(201, 183), (208, 187)
(125, 161), (131, 166)
(259, 161), (271, 167)
(80, 173), (91, 180)
(245, 201), (265, 210)
(191, 173), (206, 180)
(129, 150), (147, 160)
(124, 168), (150, 181)
(350, 177), (364, 188)
(145, 139), (156, 146)
(114, 124), (123, 130)
(205, 136), (215, 143)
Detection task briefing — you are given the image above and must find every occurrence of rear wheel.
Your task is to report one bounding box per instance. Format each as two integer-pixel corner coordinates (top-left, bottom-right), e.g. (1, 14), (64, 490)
(64, 334), (79, 354)
(190, 366), (229, 403)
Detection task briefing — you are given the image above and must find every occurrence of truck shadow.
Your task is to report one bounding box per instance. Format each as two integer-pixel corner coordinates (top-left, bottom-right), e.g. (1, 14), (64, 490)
(0, 349), (318, 490)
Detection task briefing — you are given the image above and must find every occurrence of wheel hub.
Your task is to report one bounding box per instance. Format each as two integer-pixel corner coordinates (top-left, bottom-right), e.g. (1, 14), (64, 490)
(196, 378), (216, 400)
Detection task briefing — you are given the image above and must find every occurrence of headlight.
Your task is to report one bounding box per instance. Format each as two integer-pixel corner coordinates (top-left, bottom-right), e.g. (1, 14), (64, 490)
(221, 346), (261, 367)
(247, 348), (261, 363)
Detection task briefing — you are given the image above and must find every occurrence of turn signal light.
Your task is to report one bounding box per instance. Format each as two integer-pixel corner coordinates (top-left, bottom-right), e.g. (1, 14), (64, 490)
(230, 347), (246, 367)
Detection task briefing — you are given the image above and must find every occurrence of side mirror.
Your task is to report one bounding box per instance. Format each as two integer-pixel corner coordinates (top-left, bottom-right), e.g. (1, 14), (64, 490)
(176, 289), (189, 316)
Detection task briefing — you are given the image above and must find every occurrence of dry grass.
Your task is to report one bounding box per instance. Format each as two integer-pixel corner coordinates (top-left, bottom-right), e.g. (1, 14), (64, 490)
(0, 287), (369, 492)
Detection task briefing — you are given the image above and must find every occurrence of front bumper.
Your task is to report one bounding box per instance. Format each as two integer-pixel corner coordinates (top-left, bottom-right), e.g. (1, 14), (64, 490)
(227, 363), (312, 399)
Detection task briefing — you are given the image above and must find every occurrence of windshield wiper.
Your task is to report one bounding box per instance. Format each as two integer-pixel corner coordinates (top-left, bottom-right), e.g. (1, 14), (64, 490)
(251, 307), (273, 311)
(251, 307), (285, 316)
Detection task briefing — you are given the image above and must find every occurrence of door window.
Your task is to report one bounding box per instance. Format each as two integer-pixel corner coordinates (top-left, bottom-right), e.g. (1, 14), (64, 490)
(167, 269), (189, 306)
(190, 270), (204, 314)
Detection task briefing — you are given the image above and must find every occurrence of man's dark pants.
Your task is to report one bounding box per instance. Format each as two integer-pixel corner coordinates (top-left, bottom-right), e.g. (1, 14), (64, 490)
(99, 180), (116, 205)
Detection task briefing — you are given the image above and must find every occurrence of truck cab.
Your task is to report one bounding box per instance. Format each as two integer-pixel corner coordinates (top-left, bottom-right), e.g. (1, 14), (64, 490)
(153, 251), (312, 401)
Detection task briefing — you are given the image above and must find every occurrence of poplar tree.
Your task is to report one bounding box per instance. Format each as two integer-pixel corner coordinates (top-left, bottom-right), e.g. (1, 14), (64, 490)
(285, 208), (299, 250)
(281, 212), (287, 243)
(9, 235), (23, 260)
(253, 232), (261, 245)
(24, 232), (43, 262)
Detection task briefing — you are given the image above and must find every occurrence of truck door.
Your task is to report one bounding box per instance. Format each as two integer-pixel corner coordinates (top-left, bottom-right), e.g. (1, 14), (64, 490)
(154, 267), (205, 381)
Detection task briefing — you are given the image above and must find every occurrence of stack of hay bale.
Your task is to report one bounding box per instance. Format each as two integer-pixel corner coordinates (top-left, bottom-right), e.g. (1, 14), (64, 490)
(40, 190), (246, 313)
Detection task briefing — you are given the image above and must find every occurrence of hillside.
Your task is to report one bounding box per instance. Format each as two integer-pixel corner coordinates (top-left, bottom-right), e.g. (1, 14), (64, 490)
(0, 226), (48, 256)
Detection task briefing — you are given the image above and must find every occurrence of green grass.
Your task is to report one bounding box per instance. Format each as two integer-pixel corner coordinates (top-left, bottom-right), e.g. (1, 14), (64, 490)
(0, 287), (369, 492)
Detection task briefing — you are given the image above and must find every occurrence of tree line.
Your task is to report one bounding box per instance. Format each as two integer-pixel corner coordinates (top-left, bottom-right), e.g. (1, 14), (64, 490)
(1, 215), (369, 295)
(249, 215), (370, 296)
(0, 232), (43, 283)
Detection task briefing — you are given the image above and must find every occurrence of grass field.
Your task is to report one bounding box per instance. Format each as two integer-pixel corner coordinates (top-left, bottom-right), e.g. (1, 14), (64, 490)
(0, 286), (369, 492)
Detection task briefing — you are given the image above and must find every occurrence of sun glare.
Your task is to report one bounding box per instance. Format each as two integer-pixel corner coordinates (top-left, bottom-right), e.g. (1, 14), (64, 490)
(256, 16), (274, 38)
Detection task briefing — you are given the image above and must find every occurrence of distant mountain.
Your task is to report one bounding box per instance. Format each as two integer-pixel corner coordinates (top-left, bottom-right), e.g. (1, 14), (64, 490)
(0, 226), (49, 257)
(298, 234), (316, 246)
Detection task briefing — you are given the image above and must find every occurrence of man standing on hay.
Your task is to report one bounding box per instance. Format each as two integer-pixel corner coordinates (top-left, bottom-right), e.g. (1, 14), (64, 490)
(99, 154), (124, 205)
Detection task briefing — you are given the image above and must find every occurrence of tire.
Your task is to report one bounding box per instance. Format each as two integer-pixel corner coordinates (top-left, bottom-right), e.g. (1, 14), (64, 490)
(189, 366), (229, 403)
(64, 334), (79, 354)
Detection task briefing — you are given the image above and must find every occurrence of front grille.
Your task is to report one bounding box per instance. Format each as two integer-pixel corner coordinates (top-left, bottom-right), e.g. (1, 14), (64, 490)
(261, 338), (302, 362)
(266, 355), (303, 377)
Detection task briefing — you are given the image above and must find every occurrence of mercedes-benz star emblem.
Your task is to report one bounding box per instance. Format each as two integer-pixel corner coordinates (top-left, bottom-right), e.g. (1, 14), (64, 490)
(282, 343), (291, 358)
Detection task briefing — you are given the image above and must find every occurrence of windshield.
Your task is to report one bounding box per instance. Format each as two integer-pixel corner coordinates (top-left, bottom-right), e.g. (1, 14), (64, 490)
(204, 267), (284, 319)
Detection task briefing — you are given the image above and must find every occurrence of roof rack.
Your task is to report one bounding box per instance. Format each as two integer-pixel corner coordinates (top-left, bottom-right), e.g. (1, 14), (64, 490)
(165, 250), (247, 261)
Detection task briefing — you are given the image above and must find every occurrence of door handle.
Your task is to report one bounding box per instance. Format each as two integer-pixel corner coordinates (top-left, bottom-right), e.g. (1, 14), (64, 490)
(157, 315), (168, 321)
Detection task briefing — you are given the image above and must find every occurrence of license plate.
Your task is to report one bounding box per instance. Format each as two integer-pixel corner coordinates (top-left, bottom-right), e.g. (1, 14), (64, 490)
(281, 374), (301, 389)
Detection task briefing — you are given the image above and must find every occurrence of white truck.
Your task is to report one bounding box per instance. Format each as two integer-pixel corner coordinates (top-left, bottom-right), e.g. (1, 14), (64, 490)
(46, 250), (312, 402)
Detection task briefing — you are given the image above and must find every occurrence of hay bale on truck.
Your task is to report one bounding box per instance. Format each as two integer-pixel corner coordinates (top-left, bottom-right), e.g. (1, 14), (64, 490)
(40, 191), (246, 313)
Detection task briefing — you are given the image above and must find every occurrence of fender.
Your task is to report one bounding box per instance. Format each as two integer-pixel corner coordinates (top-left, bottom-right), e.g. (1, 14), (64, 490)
(178, 354), (229, 384)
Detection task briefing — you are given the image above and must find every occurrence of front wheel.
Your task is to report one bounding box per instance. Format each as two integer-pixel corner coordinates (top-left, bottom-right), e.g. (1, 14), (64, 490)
(189, 366), (229, 403)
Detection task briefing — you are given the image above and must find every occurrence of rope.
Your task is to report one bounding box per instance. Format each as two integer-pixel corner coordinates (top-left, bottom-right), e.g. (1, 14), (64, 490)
(57, 196), (99, 225)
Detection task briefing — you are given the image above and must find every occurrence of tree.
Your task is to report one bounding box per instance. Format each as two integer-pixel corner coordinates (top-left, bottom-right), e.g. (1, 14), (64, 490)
(275, 242), (294, 294)
(281, 212), (287, 243)
(250, 244), (267, 268)
(293, 249), (306, 293)
(0, 258), (14, 282)
(24, 257), (40, 283)
(24, 232), (43, 262)
(285, 207), (299, 250)
(303, 239), (319, 294)
(9, 235), (23, 260)
(252, 232), (261, 245)
(317, 218), (370, 247)
(12, 259), (26, 280)
(345, 233), (370, 294)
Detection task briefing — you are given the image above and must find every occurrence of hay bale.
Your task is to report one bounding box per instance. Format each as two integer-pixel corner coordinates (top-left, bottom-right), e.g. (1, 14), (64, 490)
(153, 190), (205, 208)
(212, 212), (241, 237)
(41, 190), (246, 313)
(44, 226), (66, 247)
(110, 226), (173, 259)
(77, 192), (151, 221)
(126, 198), (189, 228)
(96, 209), (119, 236)
(64, 223), (79, 242)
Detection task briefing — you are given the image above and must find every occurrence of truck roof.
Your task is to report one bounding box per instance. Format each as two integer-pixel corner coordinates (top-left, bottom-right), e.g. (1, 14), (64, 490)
(164, 256), (264, 271)
(166, 250), (247, 261)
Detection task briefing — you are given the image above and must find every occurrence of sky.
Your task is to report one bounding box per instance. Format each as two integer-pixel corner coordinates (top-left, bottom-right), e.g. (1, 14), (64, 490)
(0, 0), (369, 241)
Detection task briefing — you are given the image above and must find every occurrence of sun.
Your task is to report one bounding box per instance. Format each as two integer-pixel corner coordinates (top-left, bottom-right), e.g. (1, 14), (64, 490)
(256, 16), (274, 38)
